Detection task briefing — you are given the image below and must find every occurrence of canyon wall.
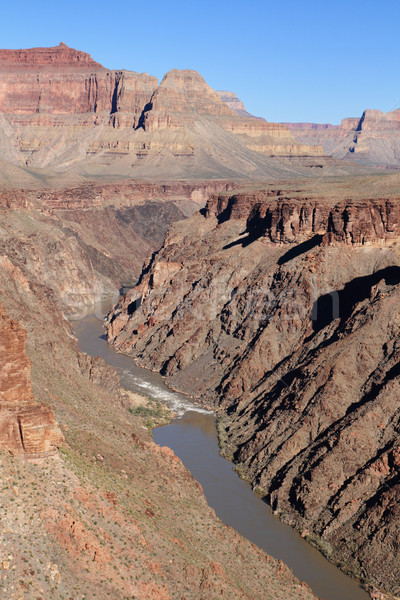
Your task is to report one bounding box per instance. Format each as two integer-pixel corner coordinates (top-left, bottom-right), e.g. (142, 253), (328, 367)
(0, 43), (157, 128)
(0, 43), (329, 182)
(0, 180), (319, 600)
(107, 176), (400, 597)
(205, 189), (400, 245)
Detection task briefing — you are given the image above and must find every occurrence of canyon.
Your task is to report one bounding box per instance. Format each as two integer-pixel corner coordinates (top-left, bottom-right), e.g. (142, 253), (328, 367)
(108, 175), (400, 599)
(1, 41), (400, 600)
(0, 175), (322, 598)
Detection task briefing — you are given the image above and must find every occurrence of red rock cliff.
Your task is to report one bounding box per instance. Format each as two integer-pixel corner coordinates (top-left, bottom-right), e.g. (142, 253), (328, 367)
(0, 44), (324, 177)
(0, 304), (63, 457)
(0, 42), (103, 69)
(205, 189), (400, 245)
(0, 43), (158, 127)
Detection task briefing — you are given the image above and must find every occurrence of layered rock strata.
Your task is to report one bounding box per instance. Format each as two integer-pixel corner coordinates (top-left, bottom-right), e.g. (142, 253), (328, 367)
(0, 43), (327, 181)
(107, 177), (400, 596)
(217, 90), (259, 118)
(0, 43), (157, 128)
(205, 189), (400, 245)
(0, 180), (320, 600)
(286, 109), (400, 166)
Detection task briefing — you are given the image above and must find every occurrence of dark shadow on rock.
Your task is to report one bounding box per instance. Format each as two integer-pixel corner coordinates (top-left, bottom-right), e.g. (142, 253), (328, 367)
(311, 266), (400, 333)
(217, 204), (234, 224)
(223, 231), (262, 250)
(345, 360), (400, 417)
(127, 297), (142, 315)
(223, 213), (272, 249)
(278, 235), (323, 265)
(136, 101), (153, 130)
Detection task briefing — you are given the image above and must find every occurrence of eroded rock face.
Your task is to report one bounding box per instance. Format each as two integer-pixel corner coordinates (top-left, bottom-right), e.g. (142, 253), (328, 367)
(0, 43), (327, 181)
(286, 109), (400, 167)
(0, 304), (63, 457)
(217, 90), (260, 118)
(107, 179), (400, 595)
(136, 69), (323, 163)
(0, 43), (103, 68)
(0, 43), (157, 127)
(205, 190), (400, 245)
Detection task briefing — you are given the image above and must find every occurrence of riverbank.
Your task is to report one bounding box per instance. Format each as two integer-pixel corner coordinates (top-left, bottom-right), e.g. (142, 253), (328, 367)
(72, 310), (370, 600)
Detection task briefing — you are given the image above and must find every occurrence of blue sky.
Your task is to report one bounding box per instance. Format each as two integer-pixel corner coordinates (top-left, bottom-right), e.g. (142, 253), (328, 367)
(2, 0), (399, 124)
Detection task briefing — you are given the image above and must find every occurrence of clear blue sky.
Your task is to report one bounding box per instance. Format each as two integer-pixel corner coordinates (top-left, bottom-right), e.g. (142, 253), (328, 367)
(2, 0), (399, 124)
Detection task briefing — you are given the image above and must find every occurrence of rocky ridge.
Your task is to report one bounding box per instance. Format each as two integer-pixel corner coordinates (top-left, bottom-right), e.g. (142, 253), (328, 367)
(107, 173), (400, 598)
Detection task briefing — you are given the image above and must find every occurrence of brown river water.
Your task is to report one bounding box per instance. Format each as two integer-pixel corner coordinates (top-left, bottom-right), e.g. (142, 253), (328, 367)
(72, 309), (370, 600)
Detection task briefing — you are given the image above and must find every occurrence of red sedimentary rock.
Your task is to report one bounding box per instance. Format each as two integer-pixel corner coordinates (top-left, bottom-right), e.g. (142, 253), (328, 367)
(0, 42), (157, 128)
(0, 303), (63, 457)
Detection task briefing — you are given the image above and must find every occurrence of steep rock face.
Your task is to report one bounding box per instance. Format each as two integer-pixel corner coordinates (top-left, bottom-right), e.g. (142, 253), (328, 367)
(284, 118), (359, 159)
(0, 44), (329, 180)
(0, 43), (159, 173)
(29, 179), (236, 212)
(205, 190), (400, 245)
(0, 303), (63, 457)
(140, 69), (323, 157)
(132, 70), (324, 177)
(0, 43), (103, 68)
(141, 70), (235, 131)
(0, 182), (320, 600)
(347, 108), (400, 165)
(286, 109), (400, 166)
(0, 181), (208, 316)
(0, 43), (157, 127)
(107, 176), (400, 596)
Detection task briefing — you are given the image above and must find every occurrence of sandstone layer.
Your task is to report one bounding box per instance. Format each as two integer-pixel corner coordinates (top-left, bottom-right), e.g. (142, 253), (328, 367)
(107, 173), (400, 598)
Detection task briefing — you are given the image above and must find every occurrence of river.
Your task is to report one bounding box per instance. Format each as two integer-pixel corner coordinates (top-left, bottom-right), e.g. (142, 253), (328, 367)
(72, 309), (370, 600)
